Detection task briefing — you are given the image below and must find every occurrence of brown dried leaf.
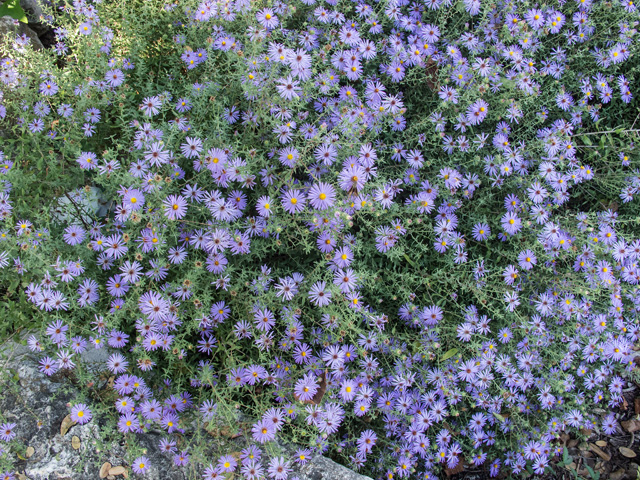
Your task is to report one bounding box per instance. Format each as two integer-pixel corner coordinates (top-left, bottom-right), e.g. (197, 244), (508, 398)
(588, 443), (611, 462)
(424, 57), (439, 92)
(108, 466), (126, 476)
(60, 414), (76, 436)
(99, 462), (112, 479)
(619, 446), (637, 458)
(25, 446), (35, 458)
(595, 440), (607, 447)
(634, 397), (640, 415)
(71, 435), (81, 450)
(621, 418), (640, 433)
(444, 455), (464, 477)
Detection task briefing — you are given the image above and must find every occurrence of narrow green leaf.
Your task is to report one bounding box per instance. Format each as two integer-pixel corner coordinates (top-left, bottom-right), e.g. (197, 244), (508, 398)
(581, 136), (592, 146)
(403, 253), (416, 267)
(440, 348), (458, 362)
(492, 412), (506, 423)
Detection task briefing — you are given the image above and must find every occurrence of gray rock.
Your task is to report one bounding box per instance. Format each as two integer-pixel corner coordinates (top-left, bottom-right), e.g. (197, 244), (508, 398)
(0, 16), (44, 50)
(0, 340), (373, 480)
(295, 455), (373, 480)
(0, 341), (183, 480)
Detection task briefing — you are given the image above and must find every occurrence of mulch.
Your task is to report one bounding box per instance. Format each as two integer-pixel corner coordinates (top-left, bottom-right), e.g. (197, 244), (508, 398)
(450, 383), (640, 479)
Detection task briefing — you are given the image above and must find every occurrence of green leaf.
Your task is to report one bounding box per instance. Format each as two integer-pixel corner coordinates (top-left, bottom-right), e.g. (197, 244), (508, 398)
(403, 254), (416, 267)
(492, 412), (506, 423)
(440, 348), (458, 362)
(584, 465), (599, 480)
(581, 136), (592, 146)
(0, 0), (29, 23)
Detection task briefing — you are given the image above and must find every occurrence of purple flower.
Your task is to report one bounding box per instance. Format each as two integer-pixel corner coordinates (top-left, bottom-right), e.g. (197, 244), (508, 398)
(218, 455), (237, 473)
(132, 457), (150, 475)
(79, 22), (92, 35)
(77, 152), (98, 170)
(163, 195), (188, 220)
(70, 404), (92, 424)
(278, 190), (305, 215)
(294, 372), (319, 402)
(466, 99), (489, 125)
(472, 223), (490, 241)
(173, 450), (190, 467)
(107, 353), (129, 374)
(180, 137), (203, 159)
(38, 356), (58, 376)
(256, 8), (278, 28)
(339, 165), (367, 192)
(252, 419), (276, 443)
(308, 281), (332, 307)
(267, 456), (291, 480)
(276, 76), (300, 101)
(0, 423), (17, 442)
(501, 212), (522, 235)
(140, 96), (162, 116)
(254, 308), (276, 332)
(308, 182), (336, 210)
(256, 196), (273, 218)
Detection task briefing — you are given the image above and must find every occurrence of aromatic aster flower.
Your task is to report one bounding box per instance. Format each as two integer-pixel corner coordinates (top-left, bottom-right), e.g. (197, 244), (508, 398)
(163, 195), (188, 220)
(70, 403), (92, 424)
(77, 152), (98, 170)
(308, 182), (336, 210)
(281, 190), (306, 214)
(257, 8), (278, 28)
(308, 281), (331, 306)
(132, 457), (150, 475)
(0, 423), (16, 442)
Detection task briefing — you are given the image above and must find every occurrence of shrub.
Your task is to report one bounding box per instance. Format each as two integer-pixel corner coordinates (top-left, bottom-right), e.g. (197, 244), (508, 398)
(0, 0), (639, 478)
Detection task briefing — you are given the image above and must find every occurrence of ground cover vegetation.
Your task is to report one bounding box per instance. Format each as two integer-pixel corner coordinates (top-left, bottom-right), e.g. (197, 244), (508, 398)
(0, 0), (639, 478)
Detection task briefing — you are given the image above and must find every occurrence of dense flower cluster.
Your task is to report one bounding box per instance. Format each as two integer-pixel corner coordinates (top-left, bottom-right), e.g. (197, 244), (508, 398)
(0, 0), (639, 478)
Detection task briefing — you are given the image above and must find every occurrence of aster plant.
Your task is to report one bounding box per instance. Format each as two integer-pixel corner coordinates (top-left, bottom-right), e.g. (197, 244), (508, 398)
(0, 0), (639, 478)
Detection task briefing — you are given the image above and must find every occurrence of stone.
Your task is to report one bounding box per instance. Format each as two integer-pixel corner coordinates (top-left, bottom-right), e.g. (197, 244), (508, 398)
(0, 16), (44, 50)
(19, 0), (55, 47)
(0, 338), (373, 480)
(294, 454), (373, 480)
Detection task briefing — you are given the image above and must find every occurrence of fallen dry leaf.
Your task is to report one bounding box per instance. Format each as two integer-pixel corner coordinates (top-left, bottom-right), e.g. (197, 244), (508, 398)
(60, 414), (76, 436)
(71, 435), (81, 450)
(619, 446), (637, 458)
(588, 443), (611, 462)
(595, 440), (607, 447)
(621, 418), (640, 433)
(444, 455), (464, 477)
(25, 446), (35, 458)
(635, 397), (640, 415)
(99, 462), (112, 478)
(108, 465), (126, 476)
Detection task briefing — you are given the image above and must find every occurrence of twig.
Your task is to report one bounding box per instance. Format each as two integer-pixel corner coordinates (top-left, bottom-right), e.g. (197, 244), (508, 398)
(63, 192), (92, 229)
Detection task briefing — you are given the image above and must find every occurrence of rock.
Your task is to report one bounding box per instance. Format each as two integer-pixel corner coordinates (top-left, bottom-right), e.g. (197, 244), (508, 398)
(19, 0), (55, 48)
(295, 455), (373, 480)
(0, 341), (183, 480)
(0, 16), (44, 50)
(0, 338), (373, 480)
